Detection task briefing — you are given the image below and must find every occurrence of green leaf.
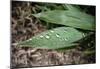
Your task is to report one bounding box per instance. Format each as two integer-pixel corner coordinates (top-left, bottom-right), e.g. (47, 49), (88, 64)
(18, 27), (84, 49)
(33, 10), (95, 31)
(63, 4), (81, 11)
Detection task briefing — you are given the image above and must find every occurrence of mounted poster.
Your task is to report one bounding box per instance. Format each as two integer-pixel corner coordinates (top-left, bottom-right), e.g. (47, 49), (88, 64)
(11, 0), (96, 69)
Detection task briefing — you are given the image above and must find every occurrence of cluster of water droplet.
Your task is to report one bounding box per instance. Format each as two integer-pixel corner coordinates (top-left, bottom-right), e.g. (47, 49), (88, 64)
(26, 28), (70, 44)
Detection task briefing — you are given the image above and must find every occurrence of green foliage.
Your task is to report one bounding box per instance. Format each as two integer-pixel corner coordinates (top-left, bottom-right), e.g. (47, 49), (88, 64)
(33, 10), (95, 31)
(18, 27), (84, 49)
(17, 4), (95, 51)
(62, 4), (82, 11)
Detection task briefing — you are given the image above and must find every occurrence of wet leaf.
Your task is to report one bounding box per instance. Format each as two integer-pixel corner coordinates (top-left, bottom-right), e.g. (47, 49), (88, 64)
(33, 10), (95, 31)
(18, 27), (84, 49)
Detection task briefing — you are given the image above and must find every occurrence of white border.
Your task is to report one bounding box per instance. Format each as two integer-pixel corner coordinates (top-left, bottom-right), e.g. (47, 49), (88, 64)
(0, 0), (10, 69)
(14, 0), (96, 5)
(20, 64), (97, 69)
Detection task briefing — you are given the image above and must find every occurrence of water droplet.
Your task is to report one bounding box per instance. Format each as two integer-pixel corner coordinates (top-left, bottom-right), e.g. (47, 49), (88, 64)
(56, 34), (60, 38)
(40, 35), (43, 38)
(29, 39), (32, 40)
(65, 38), (67, 41)
(26, 38), (32, 42)
(45, 35), (50, 39)
(83, 33), (85, 37)
(50, 30), (54, 33)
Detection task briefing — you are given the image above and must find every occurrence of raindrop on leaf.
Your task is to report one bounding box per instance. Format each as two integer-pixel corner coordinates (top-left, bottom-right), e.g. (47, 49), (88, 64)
(45, 35), (50, 39)
(56, 34), (60, 38)
(40, 35), (44, 38)
(50, 30), (54, 33)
